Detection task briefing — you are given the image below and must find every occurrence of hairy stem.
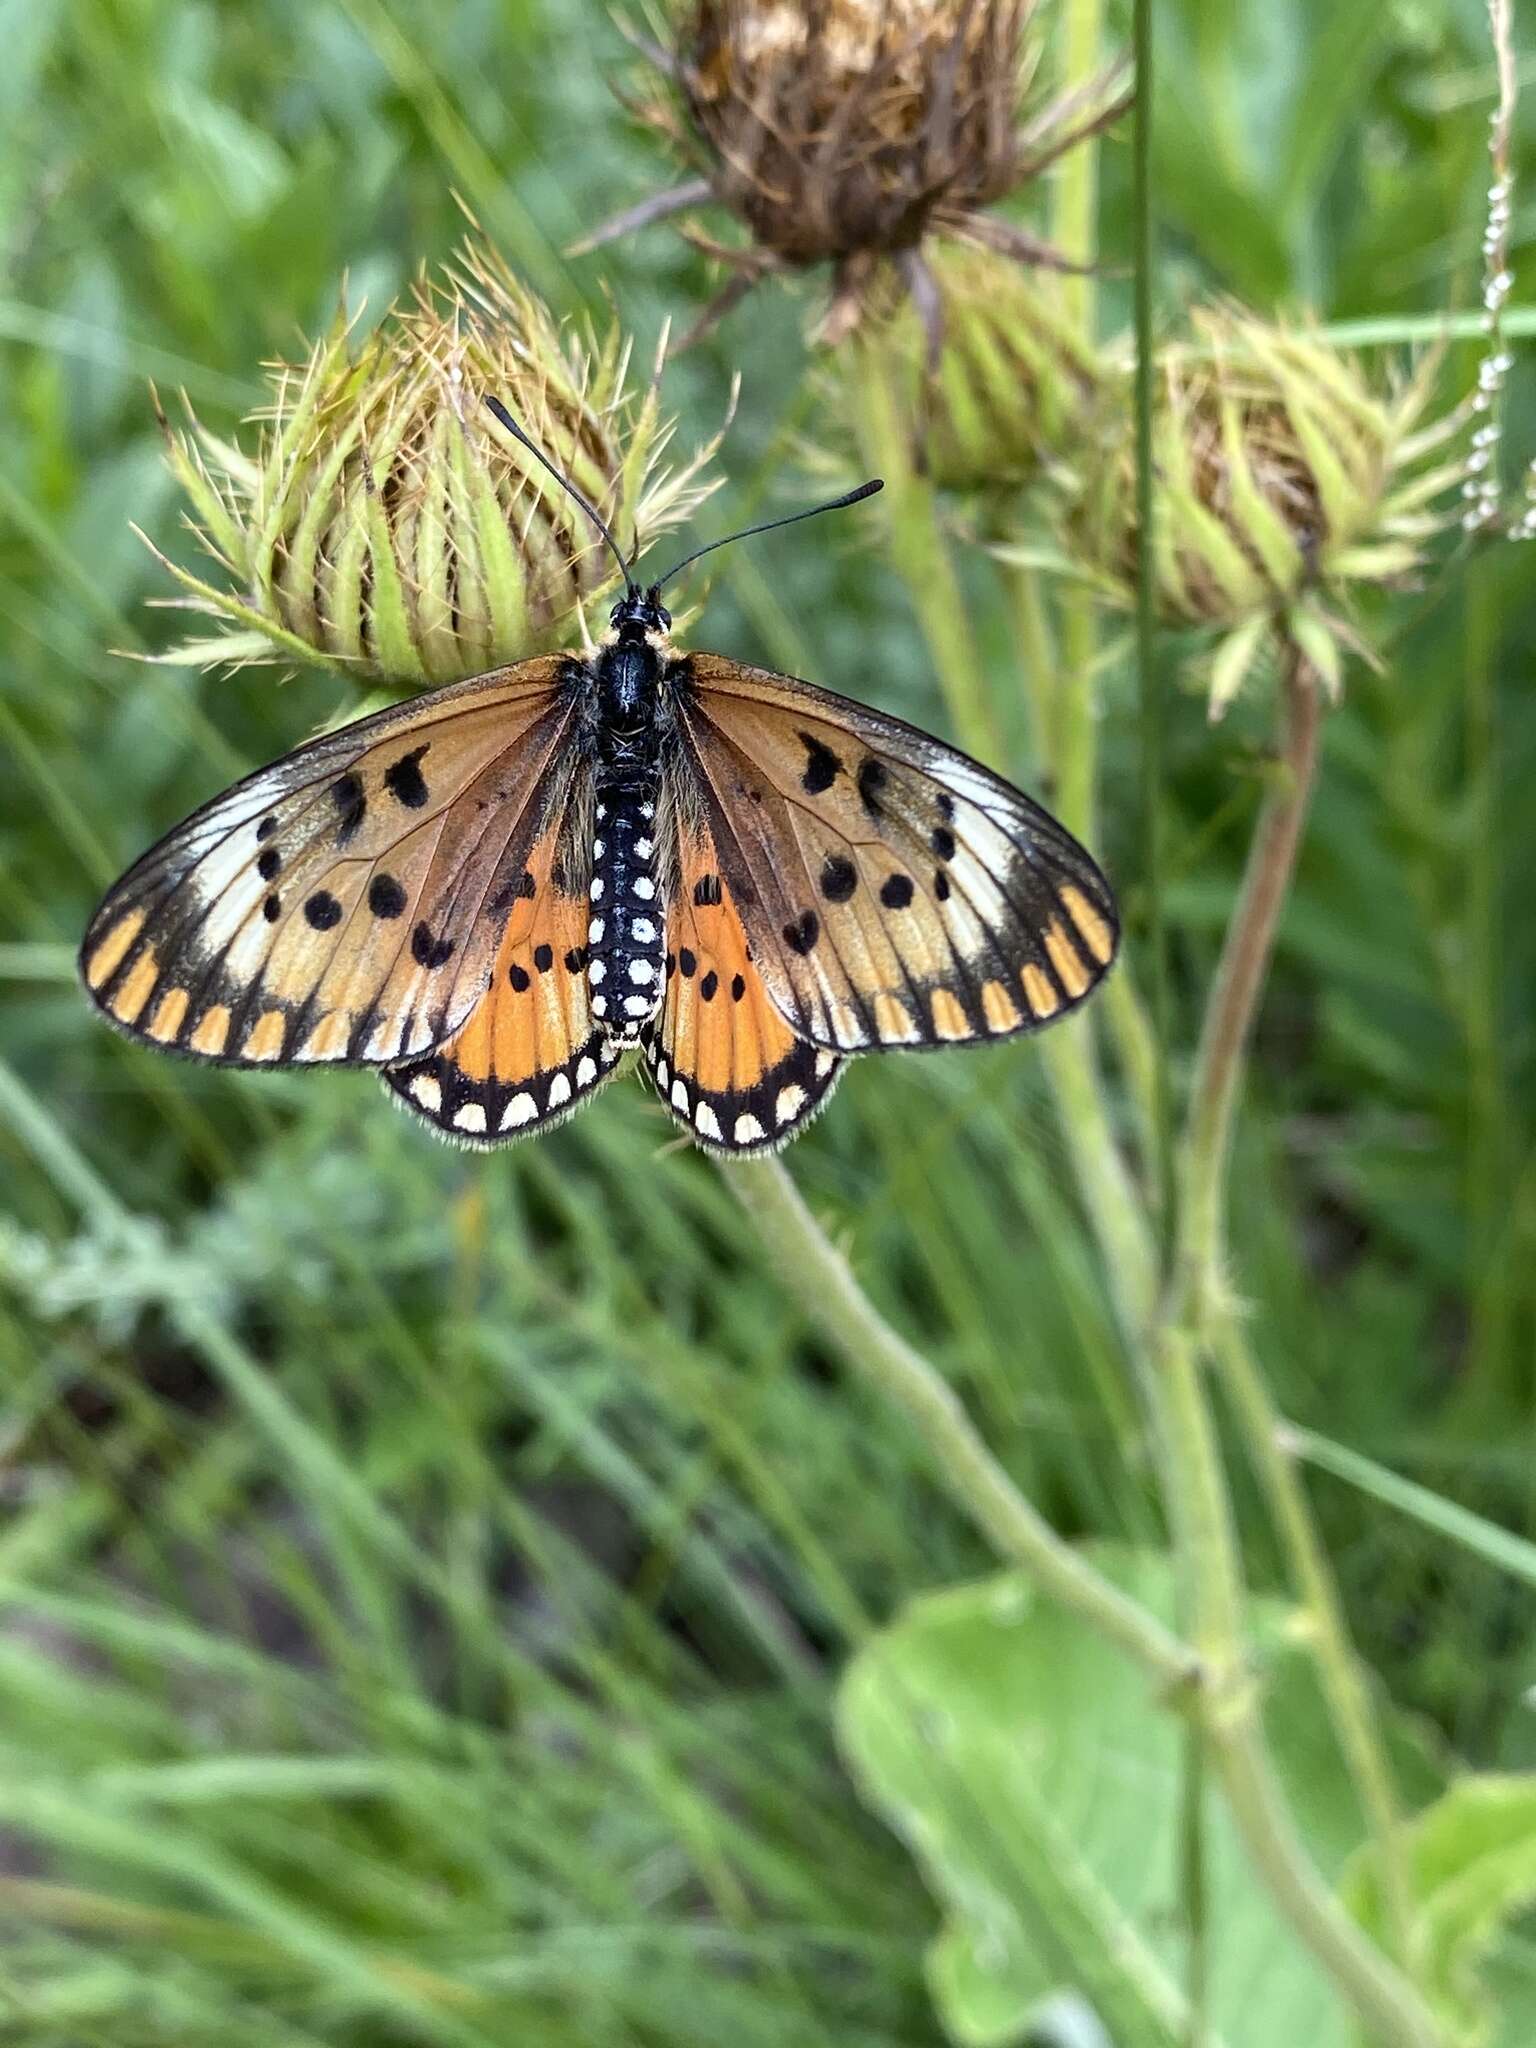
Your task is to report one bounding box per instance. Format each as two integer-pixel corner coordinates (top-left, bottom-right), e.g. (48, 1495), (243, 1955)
(724, 1156), (1193, 1692)
(1179, 653), (1320, 1291)
(1211, 1309), (1417, 1966)
(1152, 650), (1428, 2026)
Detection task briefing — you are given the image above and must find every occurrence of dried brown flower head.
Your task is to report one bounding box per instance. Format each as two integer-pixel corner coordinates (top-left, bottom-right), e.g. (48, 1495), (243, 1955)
(581, 0), (1124, 350)
(147, 241), (720, 688)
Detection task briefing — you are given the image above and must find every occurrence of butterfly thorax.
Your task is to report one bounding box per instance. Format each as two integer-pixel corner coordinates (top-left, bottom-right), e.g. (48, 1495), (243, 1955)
(586, 609), (671, 1044)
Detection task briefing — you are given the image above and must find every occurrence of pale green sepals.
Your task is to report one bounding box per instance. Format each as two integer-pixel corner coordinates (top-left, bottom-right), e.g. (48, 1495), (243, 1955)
(1207, 612), (1271, 721)
(1285, 604), (1344, 702)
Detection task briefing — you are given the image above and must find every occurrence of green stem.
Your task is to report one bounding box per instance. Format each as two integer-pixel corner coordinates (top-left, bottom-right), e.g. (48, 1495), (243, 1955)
(1040, 1030), (1159, 1347)
(1152, 1323), (1437, 2048)
(724, 1157), (1193, 1694)
(724, 1152), (1440, 2048)
(856, 358), (1005, 767)
(1131, 0), (1175, 1254)
(1179, 652), (1320, 1290)
(1150, 651), (1428, 2025)
(1210, 1309), (1417, 1967)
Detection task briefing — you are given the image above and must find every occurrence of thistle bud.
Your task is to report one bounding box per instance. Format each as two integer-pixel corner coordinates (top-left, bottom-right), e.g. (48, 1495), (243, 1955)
(148, 242), (719, 687)
(1059, 309), (1459, 716)
(818, 244), (1103, 493)
(585, 0), (1120, 346)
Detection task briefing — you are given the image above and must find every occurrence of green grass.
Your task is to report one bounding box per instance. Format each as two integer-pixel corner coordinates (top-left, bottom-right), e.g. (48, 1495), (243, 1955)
(2, 0), (1535, 2042)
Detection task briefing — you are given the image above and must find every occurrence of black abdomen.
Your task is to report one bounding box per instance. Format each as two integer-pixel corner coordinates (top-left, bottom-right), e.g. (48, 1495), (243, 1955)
(587, 777), (664, 1042)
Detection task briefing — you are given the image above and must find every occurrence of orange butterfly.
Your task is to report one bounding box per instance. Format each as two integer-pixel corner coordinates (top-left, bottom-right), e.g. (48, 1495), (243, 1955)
(80, 408), (1118, 1155)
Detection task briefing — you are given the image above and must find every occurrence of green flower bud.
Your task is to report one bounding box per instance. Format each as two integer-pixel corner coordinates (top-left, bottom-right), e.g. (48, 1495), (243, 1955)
(821, 244), (1102, 493)
(147, 241), (720, 688)
(1059, 308), (1459, 716)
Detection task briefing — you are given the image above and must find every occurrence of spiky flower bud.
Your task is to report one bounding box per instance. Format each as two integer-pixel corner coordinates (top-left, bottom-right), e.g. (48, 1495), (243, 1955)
(148, 241), (719, 687)
(1058, 309), (1459, 717)
(585, 0), (1120, 347)
(818, 244), (1103, 493)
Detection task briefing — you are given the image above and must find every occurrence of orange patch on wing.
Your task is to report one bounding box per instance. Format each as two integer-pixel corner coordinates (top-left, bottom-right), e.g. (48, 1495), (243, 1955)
(146, 986), (189, 1042)
(300, 1011), (352, 1059)
(85, 908), (146, 989)
(1043, 923), (1090, 998)
(243, 1009), (288, 1061)
(929, 988), (969, 1039)
(1021, 964), (1060, 1018)
(1061, 885), (1115, 966)
(189, 1005), (231, 1056)
(874, 992), (917, 1042)
(981, 979), (1021, 1032)
(110, 950), (160, 1024)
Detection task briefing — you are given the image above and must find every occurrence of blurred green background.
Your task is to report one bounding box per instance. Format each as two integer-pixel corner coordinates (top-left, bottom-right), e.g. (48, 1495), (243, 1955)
(2, 0), (1535, 2042)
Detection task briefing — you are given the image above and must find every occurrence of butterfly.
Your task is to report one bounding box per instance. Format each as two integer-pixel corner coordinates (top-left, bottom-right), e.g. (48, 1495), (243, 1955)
(80, 413), (1119, 1157)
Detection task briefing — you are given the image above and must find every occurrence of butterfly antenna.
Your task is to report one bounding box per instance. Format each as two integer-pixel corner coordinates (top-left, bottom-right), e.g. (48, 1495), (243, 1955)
(650, 478), (884, 594)
(482, 394), (636, 594)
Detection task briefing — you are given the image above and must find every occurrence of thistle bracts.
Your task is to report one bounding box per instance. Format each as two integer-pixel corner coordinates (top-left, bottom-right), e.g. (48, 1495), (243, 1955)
(586, 0), (1122, 347)
(148, 242), (719, 688)
(1060, 310), (1460, 717)
(818, 244), (1103, 493)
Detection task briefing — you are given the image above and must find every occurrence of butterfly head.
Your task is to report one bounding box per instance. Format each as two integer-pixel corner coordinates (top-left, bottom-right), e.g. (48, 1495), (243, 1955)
(609, 587), (672, 647)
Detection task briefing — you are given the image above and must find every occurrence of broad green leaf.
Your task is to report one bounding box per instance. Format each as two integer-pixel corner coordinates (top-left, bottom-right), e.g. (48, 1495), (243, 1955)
(836, 1548), (1441, 2048)
(1344, 1777), (1536, 2047)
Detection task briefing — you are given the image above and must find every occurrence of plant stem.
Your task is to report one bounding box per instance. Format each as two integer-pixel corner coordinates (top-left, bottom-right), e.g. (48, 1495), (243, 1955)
(1149, 650), (1429, 2029)
(725, 1151), (1442, 2047)
(1131, 0), (1175, 1256)
(1179, 651), (1320, 1292)
(1210, 1309), (1417, 1966)
(856, 359), (1005, 768)
(723, 1156), (1194, 1694)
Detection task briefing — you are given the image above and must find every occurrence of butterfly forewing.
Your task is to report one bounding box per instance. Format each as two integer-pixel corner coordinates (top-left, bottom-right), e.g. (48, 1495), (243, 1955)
(639, 815), (843, 1153)
(383, 805), (624, 1144)
(80, 656), (579, 1068)
(672, 653), (1119, 1054)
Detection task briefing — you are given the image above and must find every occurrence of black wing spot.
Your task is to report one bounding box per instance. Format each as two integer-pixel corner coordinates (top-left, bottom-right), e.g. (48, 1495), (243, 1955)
(411, 921), (453, 969)
(533, 943), (554, 973)
(799, 732), (842, 795)
(368, 874), (407, 920)
(564, 946), (587, 972)
(384, 745), (430, 809)
(819, 855), (858, 904)
(936, 792), (956, 821)
(700, 970), (718, 1002)
(934, 869), (952, 901)
(491, 868), (538, 913)
(880, 874), (915, 910)
(304, 890), (343, 931)
(783, 910), (820, 955)
(256, 814), (279, 841)
(263, 893), (282, 923)
(857, 757), (887, 817)
(666, 950), (677, 979)
(731, 973), (746, 1002)
(693, 872), (723, 907)
(678, 947), (697, 978)
(257, 847), (281, 881)
(330, 771), (367, 842)
(508, 962), (531, 993)
(931, 824), (957, 861)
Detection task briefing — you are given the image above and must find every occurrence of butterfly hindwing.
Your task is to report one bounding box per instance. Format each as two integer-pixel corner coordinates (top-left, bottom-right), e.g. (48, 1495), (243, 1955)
(639, 814), (843, 1154)
(80, 656), (579, 1069)
(672, 652), (1119, 1054)
(383, 804), (625, 1145)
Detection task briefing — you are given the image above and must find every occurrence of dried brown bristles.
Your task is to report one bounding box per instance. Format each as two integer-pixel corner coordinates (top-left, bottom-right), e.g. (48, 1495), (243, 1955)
(580, 0), (1127, 353)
